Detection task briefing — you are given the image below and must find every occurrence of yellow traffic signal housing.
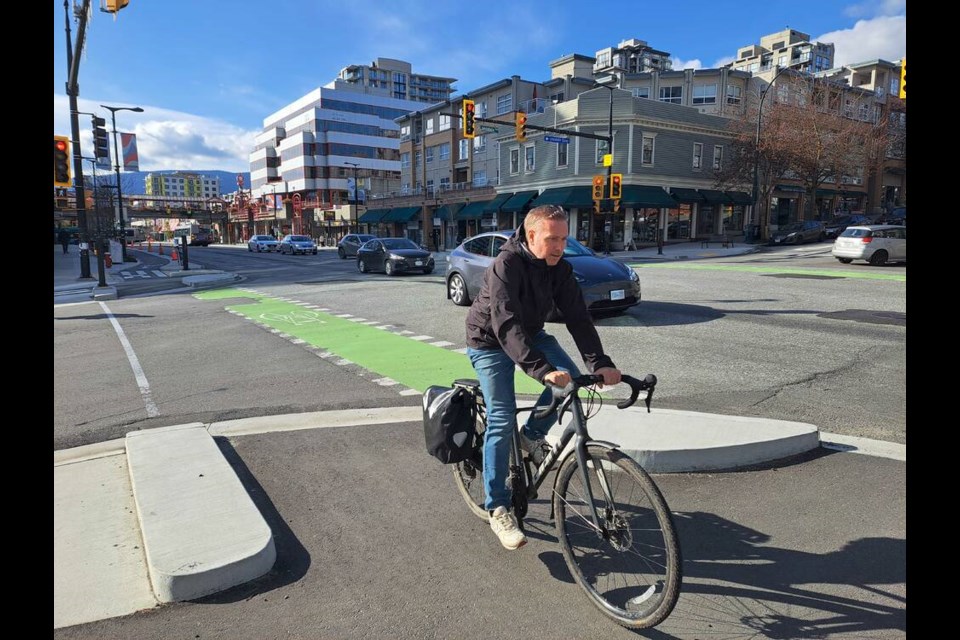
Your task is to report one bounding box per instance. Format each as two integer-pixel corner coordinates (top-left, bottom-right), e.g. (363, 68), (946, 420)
(515, 111), (527, 142)
(610, 173), (622, 200)
(899, 57), (906, 99)
(592, 175), (605, 201)
(105, 0), (130, 13)
(54, 135), (71, 187)
(462, 99), (476, 139)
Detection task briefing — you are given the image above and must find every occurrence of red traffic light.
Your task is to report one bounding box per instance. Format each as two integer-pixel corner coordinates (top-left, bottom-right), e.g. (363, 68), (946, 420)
(55, 139), (67, 152)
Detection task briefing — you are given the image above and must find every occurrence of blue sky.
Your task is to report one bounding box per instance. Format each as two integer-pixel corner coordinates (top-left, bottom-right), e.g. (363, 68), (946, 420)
(53, 0), (906, 174)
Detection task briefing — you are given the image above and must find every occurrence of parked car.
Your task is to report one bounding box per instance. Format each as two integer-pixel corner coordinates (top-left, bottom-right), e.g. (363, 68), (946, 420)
(445, 231), (641, 315)
(279, 235), (317, 255)
(769, 220), (826, 245)
(823, 214), (870, 239)
(247, 234), (279, 253)
(831, 224), (906, 265)
(337, 234), (377, 259)
(356, 237), (434, 275)
(877, 206), (907, 226)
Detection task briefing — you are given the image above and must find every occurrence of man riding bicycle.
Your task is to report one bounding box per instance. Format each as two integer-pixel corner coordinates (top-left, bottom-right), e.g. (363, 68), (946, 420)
(465, 204), (621, 550)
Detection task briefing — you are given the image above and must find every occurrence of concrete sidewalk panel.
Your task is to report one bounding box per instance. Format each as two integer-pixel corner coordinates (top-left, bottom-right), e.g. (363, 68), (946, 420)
(561, 406), (820, 473)
(125, 423), (276, 602)
(54, 452), (157, 629)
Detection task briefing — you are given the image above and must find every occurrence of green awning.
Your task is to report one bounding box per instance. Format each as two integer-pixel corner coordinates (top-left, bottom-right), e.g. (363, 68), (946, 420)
(726, 191), (753, 205)
(381, 206), (422, 222)
(433, 205), (459, 221)
(358, 208), (389, 223)
(563, 186), (596, 208)
(456, 200), (491, 219)
(620, 185), (676, 208)
(500, 190), (539, 213)
(816, 189), (839, 197)
(775, 184), (806, 193)
(699, 189), (732, 205)
(670, 188), (705, 203)
(483, 192), (514, 214)
(530, 187), (573, 206)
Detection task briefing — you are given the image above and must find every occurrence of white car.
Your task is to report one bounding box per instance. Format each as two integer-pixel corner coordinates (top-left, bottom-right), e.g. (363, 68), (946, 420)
(248, 235), (279, 252)
(831, 225), (906, 266)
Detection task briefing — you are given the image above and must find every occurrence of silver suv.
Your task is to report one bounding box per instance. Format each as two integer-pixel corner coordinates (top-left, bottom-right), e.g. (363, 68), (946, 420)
(337, 234), (376, 259)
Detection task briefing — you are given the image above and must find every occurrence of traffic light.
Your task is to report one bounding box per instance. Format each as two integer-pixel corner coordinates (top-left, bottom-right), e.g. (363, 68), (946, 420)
(898, 57), (906, 99)
(54, 135), (71, 187)
(515, 111), (527, 142)
(105, 0), (130, 12)
(462, 99), (476, 139)
(592, 175), (605, 201)
(610, 173), (623, 200)
(92, 116), (110, 165)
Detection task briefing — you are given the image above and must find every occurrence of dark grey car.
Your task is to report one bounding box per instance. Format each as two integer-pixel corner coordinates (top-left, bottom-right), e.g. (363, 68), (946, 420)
(337, 234), (376, 259)
(770, 220), (826, 245)
(445, 231), (640, 314)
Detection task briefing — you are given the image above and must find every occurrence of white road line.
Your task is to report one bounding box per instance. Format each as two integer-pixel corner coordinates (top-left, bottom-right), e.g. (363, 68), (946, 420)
(335, 359), (353, 365)
(399, 389), (421, 396)
(372, 377), (399, 386)
(452, 348), (469, 354)
(429, 340), (455, 347)
(290, 339), (306, 344)
(399, 330), (414, 335)
(350, 317), (367, 322)
(409, 335), (432, 341)
(97, 301), (160, 418)
(336, 313), (353, 318)
(151, 270), (167, 278)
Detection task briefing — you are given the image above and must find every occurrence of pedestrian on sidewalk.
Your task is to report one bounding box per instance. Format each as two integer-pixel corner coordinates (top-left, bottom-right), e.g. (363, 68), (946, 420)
(58, 228), (71, 254)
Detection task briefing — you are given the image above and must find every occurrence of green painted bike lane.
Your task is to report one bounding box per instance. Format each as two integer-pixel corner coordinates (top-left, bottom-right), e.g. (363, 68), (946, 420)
(195, 289), (544, 395)
(628, 262), (906, 282)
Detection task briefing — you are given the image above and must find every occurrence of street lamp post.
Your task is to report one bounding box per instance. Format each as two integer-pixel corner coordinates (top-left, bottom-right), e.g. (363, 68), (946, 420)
(751, 65), (789, 242)
(101, 104), (143, 263)
(344, 161), (360, 234)
(84, 157), (108, 288)
(593, 77), (618, 255)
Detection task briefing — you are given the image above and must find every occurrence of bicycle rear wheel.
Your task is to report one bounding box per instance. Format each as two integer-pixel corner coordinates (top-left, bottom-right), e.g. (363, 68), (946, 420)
(553, 445), (681, 629)
(451, 415), (488, 521)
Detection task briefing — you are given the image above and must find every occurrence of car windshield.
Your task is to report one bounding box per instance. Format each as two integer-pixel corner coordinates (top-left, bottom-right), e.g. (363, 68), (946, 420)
(382, 238), (419, 250)
(840, 227), (872, 238)
(782, 224), (804, 233)
(357, 235), (375, 242)
(287, 236), (310, 242)
(563, 237), (594, 257)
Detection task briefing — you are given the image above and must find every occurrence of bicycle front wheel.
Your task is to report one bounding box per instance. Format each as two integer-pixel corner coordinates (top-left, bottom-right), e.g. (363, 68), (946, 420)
(554, 445), (681, 629)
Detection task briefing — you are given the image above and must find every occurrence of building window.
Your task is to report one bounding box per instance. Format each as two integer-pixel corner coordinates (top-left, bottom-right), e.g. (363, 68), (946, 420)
(439, 142), (450, 161)
(496, 93), (512, 115)
(426, 179), (434, 195)
(642, 136), (654, 165)
(440, 177), (450, 190)
(509, 148), (520, 174)
(439, 114), (451, 132)
(659, 86), (682, 103)
(713, 145), (723, 170)
(692, 143), (702, 169)
(550, 92), (564, 103)
(632, 87), (650, 99)
(473, 135), (486, 152)
(596, 139), (613, 165)
(692, 84), (717, 105)
(400, 152), (410, 168)
(525, 146), (535, 172)
(415, 150), (422, 167)
(425, 118), (435, 135)
(426, 146), (434, 163)
(473, 170), (487, 186)
(459, 139), (469, 160)
(477, 100), (487, 117)
(400, 124), (410, 140)
(557, 141), (568, 168)
(726, 85), (742, 105)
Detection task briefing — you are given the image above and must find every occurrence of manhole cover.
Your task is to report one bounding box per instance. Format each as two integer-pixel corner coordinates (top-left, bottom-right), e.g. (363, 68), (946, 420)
(819, 309), (905, 326)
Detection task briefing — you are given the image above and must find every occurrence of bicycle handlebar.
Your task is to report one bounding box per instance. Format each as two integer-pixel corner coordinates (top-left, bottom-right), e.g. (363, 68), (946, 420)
(532, 373), (657, 420)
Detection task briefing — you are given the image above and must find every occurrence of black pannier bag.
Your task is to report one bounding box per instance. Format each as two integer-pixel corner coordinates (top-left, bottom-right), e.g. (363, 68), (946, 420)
(422, 385), (475, 464)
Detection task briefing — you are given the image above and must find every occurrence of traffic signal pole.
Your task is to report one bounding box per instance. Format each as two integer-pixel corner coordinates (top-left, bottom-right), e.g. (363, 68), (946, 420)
(63, 0), (93, 279)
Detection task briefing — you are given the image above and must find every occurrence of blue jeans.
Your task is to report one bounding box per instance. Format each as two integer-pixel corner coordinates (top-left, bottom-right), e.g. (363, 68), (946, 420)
(467, 331), (581, 511)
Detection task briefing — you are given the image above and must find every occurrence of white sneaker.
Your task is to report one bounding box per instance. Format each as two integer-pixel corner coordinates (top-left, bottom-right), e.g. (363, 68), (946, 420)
(489, 506), (527, 550)
(520, 433), (551, 466)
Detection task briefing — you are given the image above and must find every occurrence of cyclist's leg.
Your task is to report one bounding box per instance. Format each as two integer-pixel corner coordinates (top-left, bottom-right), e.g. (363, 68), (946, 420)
(466, 347), (517, 512)
(523, 330), (581, 440)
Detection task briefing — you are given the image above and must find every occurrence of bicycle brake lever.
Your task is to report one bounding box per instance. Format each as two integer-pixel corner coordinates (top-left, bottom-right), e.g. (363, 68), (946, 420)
(644, 387), (654, 413)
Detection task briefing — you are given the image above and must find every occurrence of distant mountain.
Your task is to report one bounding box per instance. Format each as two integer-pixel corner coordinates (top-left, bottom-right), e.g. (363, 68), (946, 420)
(118, 169), (251, 195)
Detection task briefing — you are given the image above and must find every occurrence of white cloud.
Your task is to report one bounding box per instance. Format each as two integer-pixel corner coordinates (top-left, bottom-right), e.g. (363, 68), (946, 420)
(671, 57), (703, 71)
(818, 15), (906, 67)
(843, 0), (906, 18)
(54, 94), (256, 173)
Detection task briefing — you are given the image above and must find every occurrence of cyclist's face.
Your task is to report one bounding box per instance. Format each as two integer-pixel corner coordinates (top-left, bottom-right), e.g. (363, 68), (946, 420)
(527, 219), (568, 266)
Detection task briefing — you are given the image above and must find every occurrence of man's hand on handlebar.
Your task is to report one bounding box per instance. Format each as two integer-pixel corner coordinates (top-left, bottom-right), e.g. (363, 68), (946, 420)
(593, 367), (622, 388)
(543, 370), (572, 389)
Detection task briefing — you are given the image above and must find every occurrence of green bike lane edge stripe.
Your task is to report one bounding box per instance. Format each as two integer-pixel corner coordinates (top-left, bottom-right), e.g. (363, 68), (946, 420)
(193, 288), (544, 396)
(627, 262), (906, 282)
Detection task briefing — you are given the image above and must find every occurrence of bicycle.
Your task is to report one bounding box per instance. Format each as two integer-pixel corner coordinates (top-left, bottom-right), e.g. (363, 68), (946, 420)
(451, 373), (682, 630)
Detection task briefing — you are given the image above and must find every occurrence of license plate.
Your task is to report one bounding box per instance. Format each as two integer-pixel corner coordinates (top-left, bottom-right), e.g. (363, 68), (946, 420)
(414, 260), (423, 266)
(610, 289), (625, 301)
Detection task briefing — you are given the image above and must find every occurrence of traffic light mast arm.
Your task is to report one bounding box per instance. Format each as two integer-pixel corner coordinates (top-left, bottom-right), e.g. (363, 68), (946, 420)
(439, 112), (611, 143)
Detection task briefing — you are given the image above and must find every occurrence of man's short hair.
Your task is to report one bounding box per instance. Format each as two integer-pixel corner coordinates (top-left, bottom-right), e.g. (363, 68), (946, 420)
(525, 205), (568, 232)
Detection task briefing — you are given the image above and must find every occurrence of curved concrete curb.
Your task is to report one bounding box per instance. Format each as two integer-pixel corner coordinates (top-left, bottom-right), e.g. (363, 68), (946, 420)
(181, 272), (242, 288)
(125, 424), (275, 602)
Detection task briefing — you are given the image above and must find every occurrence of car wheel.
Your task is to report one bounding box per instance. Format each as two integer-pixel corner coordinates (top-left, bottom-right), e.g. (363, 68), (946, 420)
(385, 261), (395, 276)
(338, 248), (346, 259)
(422, 266), (434, 275)
(313, 250), (318, 255)
(868, 250), (888, 266)
(448, 273), (470, 306)
(837, 258), (853, 264)
(248, 246), (252, 252)
(256, 246), (261, 252)
(358, 259), (367, 273)
(819, 233), (826, 242)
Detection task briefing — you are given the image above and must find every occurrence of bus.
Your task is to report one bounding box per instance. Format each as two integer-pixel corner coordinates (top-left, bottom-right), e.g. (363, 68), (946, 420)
(173, 222), (216, 246)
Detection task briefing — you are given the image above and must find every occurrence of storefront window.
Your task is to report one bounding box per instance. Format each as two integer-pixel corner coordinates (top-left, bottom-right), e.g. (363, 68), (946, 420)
(667, 205), (691, 240)
(697, 205), (716, 237)
(723, 205), (744, 233)
(633, 208), (660, 243)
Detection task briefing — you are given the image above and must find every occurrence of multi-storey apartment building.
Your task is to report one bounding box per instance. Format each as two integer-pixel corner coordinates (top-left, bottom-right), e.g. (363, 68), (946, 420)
(733, 28), (834, 76)
(245, 59), (455, 240)
(593, 38), (673, 78)
(145, 172), (220, 198)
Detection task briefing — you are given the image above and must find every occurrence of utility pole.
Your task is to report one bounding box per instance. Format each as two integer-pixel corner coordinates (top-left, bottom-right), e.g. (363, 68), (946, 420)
(102, 104), (143, 262)
(63, 0), (92, 278)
